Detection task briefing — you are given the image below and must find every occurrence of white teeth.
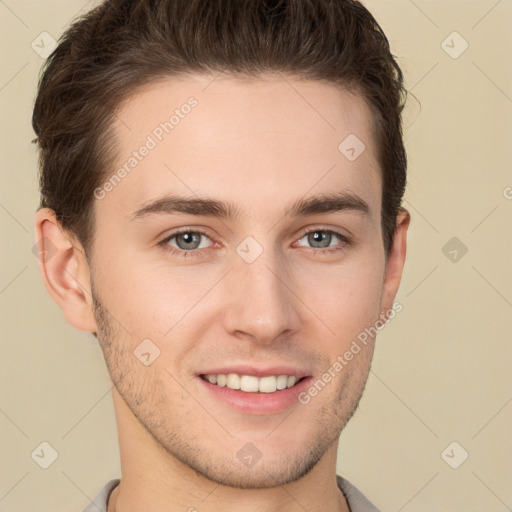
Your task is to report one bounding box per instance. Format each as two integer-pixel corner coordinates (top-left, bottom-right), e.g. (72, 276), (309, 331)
(276, 375), (288, 390)
(240, 375), (259, 392)
(258, 376), (277, 393)
(226, 373), (241, 389)
(287, 376), (297, 387)
(203, 373), (303, 393)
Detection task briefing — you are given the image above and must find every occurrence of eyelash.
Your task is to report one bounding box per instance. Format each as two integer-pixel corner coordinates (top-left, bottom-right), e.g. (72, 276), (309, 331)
(158, 227), (352, 259)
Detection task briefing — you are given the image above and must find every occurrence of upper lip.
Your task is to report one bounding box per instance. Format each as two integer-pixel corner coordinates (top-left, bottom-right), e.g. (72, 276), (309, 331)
(198, 365), (311, 379)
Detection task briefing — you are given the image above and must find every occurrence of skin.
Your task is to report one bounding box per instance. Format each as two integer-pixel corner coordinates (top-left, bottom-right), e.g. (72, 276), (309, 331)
(34, 74), (410, 512)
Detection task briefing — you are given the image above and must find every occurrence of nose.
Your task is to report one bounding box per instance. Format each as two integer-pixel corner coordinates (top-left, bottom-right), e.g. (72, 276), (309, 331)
(221, 243), (301, 345)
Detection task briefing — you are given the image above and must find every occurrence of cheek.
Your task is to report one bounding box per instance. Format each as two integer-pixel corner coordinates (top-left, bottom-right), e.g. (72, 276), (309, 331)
(298, 256), (384, 341)
(93, 250), (220, 342)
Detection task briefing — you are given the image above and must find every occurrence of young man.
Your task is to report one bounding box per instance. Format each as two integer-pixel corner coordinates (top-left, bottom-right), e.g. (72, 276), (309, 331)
(32, 1), (410, 510)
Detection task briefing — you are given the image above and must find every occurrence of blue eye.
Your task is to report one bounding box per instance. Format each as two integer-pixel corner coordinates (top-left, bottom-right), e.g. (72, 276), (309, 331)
(296, 229), (349, 252)
(159, 229), (213, 258)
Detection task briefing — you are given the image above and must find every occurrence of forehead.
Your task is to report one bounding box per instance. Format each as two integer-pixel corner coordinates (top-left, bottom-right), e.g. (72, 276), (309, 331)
(100, 74), (381, 223)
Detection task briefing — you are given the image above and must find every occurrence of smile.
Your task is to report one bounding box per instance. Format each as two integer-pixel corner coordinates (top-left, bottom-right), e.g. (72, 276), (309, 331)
(200, 373), (306, 393)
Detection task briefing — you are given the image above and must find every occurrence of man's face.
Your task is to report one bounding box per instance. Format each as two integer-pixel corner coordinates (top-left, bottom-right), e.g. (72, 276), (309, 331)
(88, 74), (400, 488)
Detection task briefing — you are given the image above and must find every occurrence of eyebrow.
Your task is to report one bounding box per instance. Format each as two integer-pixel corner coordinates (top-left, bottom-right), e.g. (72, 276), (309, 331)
(130, 191), (371, 221)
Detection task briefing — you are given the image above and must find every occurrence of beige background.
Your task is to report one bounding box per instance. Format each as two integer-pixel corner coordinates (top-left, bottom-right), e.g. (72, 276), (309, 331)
(1, 1), (511, 510)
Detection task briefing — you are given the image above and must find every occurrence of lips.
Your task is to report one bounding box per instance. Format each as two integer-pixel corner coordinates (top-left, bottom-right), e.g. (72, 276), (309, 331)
(197, 373), (314, 415)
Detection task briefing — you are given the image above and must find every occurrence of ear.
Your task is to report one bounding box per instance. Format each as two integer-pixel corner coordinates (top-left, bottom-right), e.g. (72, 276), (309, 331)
(33, 208), (98, 333)
(379, 207), (411, 316)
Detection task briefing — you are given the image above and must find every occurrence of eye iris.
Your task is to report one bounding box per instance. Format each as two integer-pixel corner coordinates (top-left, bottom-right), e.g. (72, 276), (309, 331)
(308, 231), (331, 249)
(176, 232), (201, 250)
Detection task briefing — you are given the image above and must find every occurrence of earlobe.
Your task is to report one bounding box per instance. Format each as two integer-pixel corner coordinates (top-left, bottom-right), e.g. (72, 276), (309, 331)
(379, 207), (411, 316)
(33, 208), (98, 333)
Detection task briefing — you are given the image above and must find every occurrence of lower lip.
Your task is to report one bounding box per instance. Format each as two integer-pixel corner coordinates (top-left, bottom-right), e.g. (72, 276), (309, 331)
(197, 375), (313, 415)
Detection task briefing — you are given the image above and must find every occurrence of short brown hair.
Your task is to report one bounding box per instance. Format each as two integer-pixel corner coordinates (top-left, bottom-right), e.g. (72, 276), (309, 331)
(32, 0), (408, 258)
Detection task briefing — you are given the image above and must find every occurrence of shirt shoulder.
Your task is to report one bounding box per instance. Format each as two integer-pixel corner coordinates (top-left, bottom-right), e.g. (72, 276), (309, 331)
(336, 474), (380, 512)
(82, 478), (120, 512)
(83, 475), (378, 512)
